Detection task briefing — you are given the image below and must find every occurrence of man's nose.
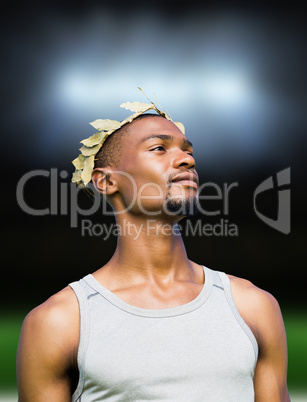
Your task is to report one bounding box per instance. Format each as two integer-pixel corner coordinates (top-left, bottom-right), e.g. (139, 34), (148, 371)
(173, 150), (196, 170)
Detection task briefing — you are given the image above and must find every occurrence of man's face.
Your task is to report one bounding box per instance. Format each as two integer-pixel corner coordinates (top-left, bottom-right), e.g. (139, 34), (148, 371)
(115, 116), (199, 219)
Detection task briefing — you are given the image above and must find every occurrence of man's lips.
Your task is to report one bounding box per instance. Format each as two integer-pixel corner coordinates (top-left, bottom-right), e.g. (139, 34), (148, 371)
(171, 172), (199, 188)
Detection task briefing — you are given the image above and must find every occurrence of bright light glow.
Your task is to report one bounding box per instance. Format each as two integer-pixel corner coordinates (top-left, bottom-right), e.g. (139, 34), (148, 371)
(61, 73), (90, 100)
(55, 70), (110, 108)
(201, 70), (253, 109)
(48, 60), (279, 169)
(51, 66), (191, 115)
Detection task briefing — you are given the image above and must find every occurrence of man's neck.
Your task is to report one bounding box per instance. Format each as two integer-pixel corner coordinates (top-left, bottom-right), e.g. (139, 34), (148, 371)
(100, 214), (195, 286)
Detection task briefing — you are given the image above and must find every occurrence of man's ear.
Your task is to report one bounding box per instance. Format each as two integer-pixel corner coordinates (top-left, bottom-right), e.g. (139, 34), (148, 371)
(91, 168), (119, 196)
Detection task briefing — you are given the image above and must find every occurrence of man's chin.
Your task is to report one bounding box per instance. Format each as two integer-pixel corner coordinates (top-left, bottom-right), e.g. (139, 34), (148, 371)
(163, 196), (200, 217)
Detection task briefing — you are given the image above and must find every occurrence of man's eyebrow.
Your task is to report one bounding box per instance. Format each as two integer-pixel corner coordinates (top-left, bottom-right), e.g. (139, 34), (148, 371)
(139, 134), (193, 148)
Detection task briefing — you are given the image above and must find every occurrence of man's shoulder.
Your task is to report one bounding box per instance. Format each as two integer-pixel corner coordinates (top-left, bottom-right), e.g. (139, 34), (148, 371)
(224, 272), (284, 344)
(22, 286), (80, 347)
(226, 273), (281, 313)
(17, 287), (80, 397)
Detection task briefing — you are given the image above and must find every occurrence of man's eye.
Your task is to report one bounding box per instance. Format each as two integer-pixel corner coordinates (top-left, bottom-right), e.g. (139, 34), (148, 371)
(152, 146), (165, 151)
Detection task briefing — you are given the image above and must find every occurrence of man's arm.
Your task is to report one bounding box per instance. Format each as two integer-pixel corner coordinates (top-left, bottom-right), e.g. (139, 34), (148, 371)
(229, 276), (290, 402)
(17, 287), (79, 402)
(252, 289), (290, 401)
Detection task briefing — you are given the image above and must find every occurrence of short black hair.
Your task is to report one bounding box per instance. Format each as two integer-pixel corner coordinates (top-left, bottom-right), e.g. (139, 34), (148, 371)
(94, 113), (161, 169)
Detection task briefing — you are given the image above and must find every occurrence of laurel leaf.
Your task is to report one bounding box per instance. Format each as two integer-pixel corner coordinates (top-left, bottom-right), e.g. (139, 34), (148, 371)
(80, 142), (103, 156)
(71, 169), (82, 183)
(72, 154), (86, 169)
(89, 119), (121, 131)
(120, 101), (154, 113)
(80, 131), (103, 147)
(81, 155), (95, 186)
(100, 131), (110, 147)
(174, 122), (185, 134)
(120, 110), (147, 126)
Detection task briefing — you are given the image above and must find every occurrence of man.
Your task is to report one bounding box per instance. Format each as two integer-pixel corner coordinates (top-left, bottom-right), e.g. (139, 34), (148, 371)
(17, 98), (290, 401)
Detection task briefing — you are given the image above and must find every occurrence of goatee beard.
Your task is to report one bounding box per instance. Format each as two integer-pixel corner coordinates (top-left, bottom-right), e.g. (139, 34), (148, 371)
(164, 194), (200, 217)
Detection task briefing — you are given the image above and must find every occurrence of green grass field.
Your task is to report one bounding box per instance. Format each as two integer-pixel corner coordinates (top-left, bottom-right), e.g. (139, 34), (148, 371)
(284, 310), (307, 392)
(1, 309), (306, 396)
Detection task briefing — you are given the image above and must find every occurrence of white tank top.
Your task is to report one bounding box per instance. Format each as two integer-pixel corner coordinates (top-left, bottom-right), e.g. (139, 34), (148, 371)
(69, 265), (258, 401)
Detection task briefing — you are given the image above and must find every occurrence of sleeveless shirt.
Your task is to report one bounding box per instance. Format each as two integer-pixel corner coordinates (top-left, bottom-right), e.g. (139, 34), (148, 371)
(69, 266), (258, 401)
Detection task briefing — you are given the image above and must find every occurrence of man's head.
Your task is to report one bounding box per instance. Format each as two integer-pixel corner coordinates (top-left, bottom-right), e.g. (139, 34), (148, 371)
(92, 114), (200, 220)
